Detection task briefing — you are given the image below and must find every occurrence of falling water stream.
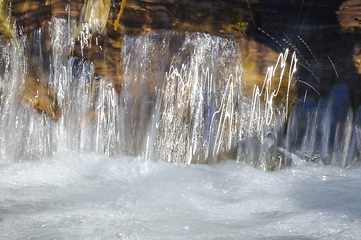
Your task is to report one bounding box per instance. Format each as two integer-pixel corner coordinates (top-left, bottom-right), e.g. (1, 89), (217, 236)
(0, 18), (361, 239)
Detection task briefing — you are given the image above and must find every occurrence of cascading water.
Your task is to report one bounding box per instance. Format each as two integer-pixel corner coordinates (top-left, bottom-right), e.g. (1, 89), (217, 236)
(282, 84), (359, 167)
(0, 19), (121, 160)
(0, 18), (296, 170)
(1, 17), (360, 170)
(1, 16), (361, 240)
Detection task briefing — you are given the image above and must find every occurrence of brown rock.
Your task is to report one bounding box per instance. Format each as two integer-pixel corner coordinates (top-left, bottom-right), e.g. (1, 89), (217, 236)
(21, 76), (60, 120)
(337, 0), (361, 30)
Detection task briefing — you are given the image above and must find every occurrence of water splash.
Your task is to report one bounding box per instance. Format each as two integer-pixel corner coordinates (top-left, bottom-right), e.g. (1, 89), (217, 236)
(0, 19), (119, 161)
(0, 23), (245, 164)
(282, 84), (359, 167)
(155, 33), (242, 164)
(0, 17), (358, 170)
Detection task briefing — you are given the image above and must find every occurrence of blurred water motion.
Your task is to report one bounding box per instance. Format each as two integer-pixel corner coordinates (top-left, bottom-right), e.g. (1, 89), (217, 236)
(0, 19), (291, 169)
(0, 0), (360, 170)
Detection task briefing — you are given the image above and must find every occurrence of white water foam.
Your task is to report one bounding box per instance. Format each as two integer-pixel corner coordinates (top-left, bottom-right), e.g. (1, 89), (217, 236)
(0, 153), (360, 239)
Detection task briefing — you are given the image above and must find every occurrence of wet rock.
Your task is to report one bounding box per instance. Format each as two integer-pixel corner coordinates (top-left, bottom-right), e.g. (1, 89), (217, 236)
(21, 76), (61, 120)
(337, 0), (361, 30)
(0, 0), (12, 39)
(355, 43), (361, 74)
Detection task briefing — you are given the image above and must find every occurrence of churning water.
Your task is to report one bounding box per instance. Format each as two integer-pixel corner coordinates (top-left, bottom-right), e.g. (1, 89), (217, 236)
(0, 18), (361, 239)
(1, 153), (361, 239)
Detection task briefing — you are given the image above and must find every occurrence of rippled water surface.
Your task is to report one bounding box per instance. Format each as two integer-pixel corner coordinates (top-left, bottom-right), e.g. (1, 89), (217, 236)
(1, 152), (360, 239)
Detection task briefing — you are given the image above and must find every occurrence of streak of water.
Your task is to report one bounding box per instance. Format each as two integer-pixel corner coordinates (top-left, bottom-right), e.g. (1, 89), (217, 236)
(283, 84), (359, 167)
(0, 17), (359, 169)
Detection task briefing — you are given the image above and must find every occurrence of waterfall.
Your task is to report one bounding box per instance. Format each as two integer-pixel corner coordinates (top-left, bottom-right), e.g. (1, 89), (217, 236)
(282, 84), (358, 167)
(0, 18), (359, 169)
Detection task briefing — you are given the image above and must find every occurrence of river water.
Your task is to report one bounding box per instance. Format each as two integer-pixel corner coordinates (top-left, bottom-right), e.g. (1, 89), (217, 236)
(1, 152), (361, 239)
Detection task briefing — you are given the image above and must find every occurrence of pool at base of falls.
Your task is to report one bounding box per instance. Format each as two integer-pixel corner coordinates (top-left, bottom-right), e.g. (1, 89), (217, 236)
(0, 152), (360, 239)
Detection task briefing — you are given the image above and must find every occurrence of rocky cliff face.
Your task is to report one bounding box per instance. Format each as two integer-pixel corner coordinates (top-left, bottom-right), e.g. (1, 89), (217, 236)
(0, 0), (360, 118)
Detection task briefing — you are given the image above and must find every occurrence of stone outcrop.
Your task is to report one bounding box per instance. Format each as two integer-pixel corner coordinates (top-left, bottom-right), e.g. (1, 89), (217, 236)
(21, 76), (61, 120)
